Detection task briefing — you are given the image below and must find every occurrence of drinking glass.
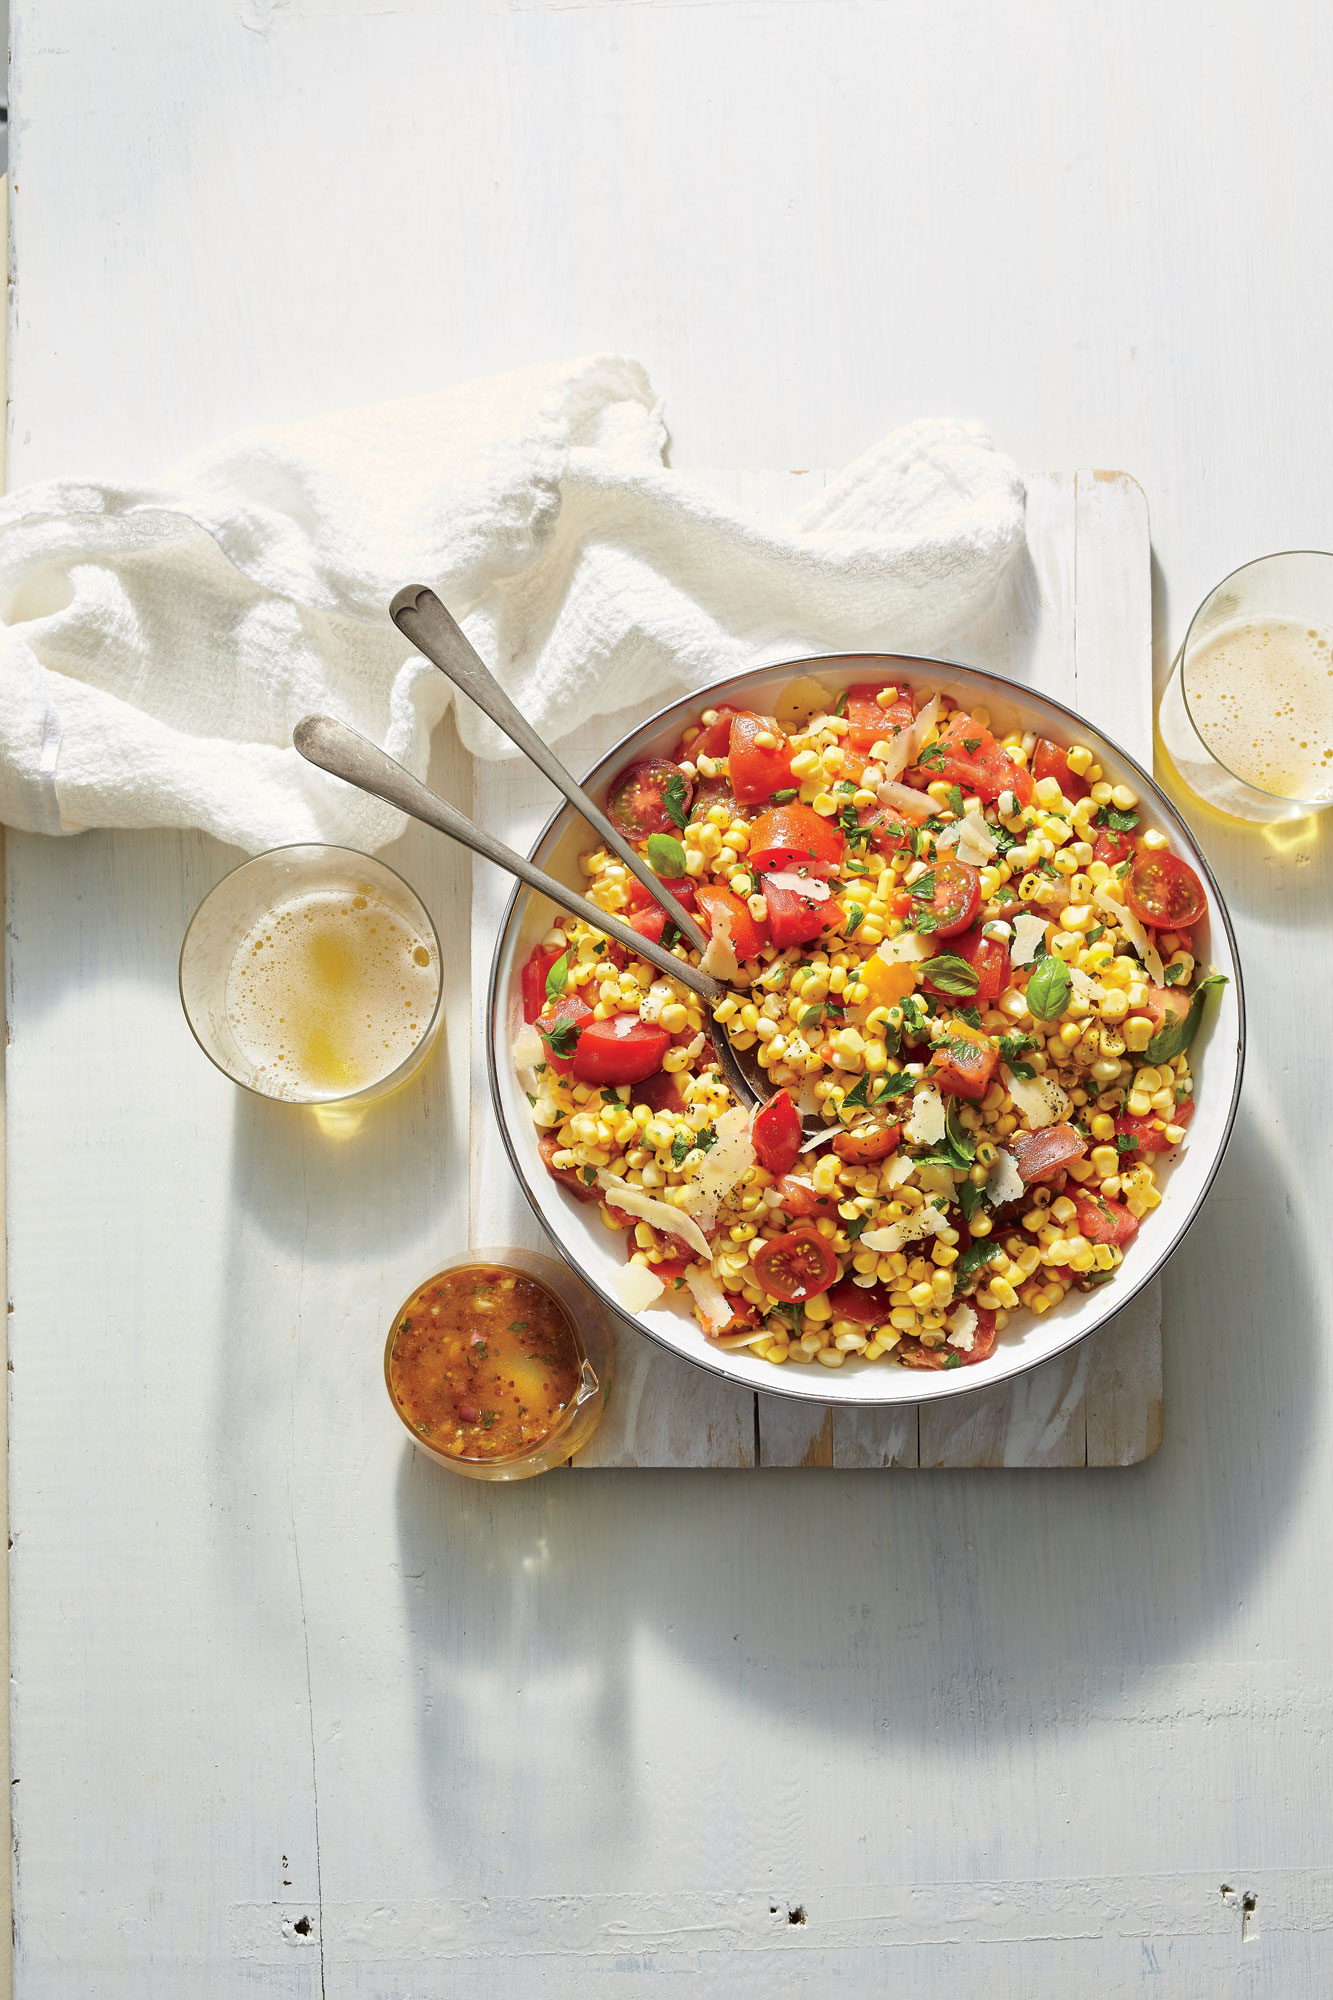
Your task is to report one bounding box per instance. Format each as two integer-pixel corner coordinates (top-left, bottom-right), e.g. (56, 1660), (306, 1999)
(1157, 551), (1333, 823)
(180, 844), (444, 1104)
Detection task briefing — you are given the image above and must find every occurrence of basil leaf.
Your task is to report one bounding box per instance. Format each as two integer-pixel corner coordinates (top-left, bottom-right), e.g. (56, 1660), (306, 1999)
(663, 771), (689, 830)
(956, 1239), (1002, 1284)
(945, 783), (966, 818)
(799, 1003), (825, 1030)
(1144, 974), (1227, 1064)
(580, 1167), (597, 1187)
(545, 951), (570, 1000)
(846, 1215), (868, 1241)
(957, 1180), (984, 1225)
(843, 904), (866, 935)
(541, 1018), (583, 1059)
(918, 952), (980, 996)
(645, 831), (687, 877)
(1026, 956), (1071, 1020)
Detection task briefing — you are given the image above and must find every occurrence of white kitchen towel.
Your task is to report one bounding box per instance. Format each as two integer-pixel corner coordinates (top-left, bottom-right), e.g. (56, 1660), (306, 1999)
(0, 355), (1025, 854)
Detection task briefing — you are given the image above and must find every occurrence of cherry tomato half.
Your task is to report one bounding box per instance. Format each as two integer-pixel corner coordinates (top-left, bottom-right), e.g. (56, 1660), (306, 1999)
(921, 923), (1009, 1003)
(832, 1121), (903, 1163)
(728, 712), (797, 804)
(747, 803), (844, 875)
(570, 1013), (671, 1086)
(606, 759), (692, 839)
(752, 1226), (839, 1303)
(751, 1091), (802, 1175)
(695, 882), (770, 961)
(924, 854), (982, 939)
(1126, 850), (1208, 930)
(1009, 1122), (1087, 1184)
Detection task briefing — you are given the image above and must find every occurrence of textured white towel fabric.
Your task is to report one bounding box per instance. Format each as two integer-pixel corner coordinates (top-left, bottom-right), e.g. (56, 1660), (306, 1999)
(0, 355), (1025, 854)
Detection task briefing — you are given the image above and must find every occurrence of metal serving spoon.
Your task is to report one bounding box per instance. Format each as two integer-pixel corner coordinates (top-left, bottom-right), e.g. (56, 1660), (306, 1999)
(291, 713), (770, 1117)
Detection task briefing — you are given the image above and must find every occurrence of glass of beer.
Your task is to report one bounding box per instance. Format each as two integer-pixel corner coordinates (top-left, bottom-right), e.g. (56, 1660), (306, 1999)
(180, 845), (444, 1104)
(1158, 551), (1333, 823)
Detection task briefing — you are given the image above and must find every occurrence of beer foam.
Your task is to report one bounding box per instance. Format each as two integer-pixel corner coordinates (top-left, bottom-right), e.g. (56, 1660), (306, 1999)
(1187, 616), (1333, 802)
(225, 887), (439, 1100)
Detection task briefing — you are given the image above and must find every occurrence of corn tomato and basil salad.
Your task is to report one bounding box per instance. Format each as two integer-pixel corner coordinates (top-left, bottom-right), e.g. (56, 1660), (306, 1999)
(512, 678), (1222, 1373)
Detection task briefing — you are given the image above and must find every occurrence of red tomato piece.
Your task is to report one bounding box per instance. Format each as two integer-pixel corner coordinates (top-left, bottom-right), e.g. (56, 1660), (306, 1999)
(630, 1070), (687, 1115)
(625, 874), (696, 911)
(1093, 825), (1136, 868)
(695, 882), (771, 960)
(923, 854), (982, 939)
(764, 881), (835, 948)
(1009, 1122), (1088, 1184)
(728, 711), (797, 804)
(752, 1226), (839, 1303)
(647, 1255), (693, 1286)
(909, 711), (1034, 805)
(627, 907), (669, 948)
(859, 806), (918, 854)
(606, 759), (692, 840)
(1032, 737), (1090, 800)
(898, 1308), (998, 1369)
(747, 803), (844, 875)
(845, 685), (916, 756)
(827, 1276), (894, 1325)
(678, 705), (735, 762)
(929, 1020), (1001, 1100)
(1072, 1190), (1139, 1246)
(752, 1091), (803, 1175)
(832, 1121), (903, 1163)
(773, 1175), (840, 1218)
(520, 944), (562, 1023)
(1142, 982), (1190, 1032)
(537, 992), (595, 1072)
(921, 923), (1009, 1002)
(1114, 1099), (1193, 1156)
(1126, 850), (1208, 930)
(570, 1013), (671, 1086)
(537, 1131), (599, 1202)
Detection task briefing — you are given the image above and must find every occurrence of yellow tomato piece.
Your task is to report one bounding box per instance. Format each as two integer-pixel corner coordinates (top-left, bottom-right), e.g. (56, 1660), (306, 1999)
(861, 955), (918, 1007)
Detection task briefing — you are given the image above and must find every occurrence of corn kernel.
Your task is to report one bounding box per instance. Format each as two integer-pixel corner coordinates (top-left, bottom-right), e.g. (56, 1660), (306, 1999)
(1123, 1017), (1154, 1054)
(1110, 784), (1138, 812)
(1066, 745), (1093, 776)
(1090, 781), (1113, 806)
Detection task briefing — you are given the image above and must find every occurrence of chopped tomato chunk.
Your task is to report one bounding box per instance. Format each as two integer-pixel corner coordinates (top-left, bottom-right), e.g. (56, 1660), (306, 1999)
(908, 710), (1033, 805)
(1093, 825), (1135, 868)
(1032, 737), (1090, 800)
(538, 1131), (599, 1201)
(832, 1121), (903, 1163)
(773, 1175), (840, 1218)
(1072, 1190), (1138, 1246)
(728, 711), (797, 803)
(1009, 1122), (1088, 1183)
(678, 705), (735, 762)
(1143, 982), (1190, 1032)
(695, 882), (771, 960)
(929, 1020), (1001, 1100)
(752, 1091), (802, 1176)
(764, 880), (834, 948)
(827, 1276), (894, 1325)
(845, 684), (915, 756)
(520, 944), (562, 1023)
(898, 1307), (998, 1368)
(747, 803), (844, 874)
(624, 874), (696, 911)
(1115, 1099), (1192, 1155)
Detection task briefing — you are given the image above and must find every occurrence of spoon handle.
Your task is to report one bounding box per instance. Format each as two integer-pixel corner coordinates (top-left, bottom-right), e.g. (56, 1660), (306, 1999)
(389, 585), (710, 957)
(292, 714), (725, 1007)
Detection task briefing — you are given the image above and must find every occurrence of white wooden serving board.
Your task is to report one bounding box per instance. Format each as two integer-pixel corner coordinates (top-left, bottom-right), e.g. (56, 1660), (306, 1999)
(469, 469), (1162, 1470)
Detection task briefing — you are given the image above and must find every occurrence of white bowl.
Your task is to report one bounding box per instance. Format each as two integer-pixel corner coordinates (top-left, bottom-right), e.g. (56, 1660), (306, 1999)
(486, 655), (1245, 1407)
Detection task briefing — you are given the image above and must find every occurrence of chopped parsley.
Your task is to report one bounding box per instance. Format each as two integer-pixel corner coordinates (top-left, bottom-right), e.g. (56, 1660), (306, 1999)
(910, 870), (937, 901)
(957, 1180), (985, 1225)
(915, 742), (948, 773)
(998, 1031), (1039, 1078)
(839, 804), (872, 848)
(1086, 923), (1105, 945)
(833, 690), (849, 717)
(770, 787), (799, 804)
(1095, 804), (1141, 833)
(1114, 1133), (1141, 1152)
(1163, 960), (1190, 985)
(962, 736), (982, 754)
(844, 904), (866, 935)
(945, 782), (966, 818)
(541, 1018), (584, 1060)
(662, 771), (689, 830)
(956, 1238), (1003, 1285)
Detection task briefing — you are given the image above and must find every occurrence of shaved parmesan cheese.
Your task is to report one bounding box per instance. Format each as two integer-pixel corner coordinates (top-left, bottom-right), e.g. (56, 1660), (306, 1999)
(595, 1172), (712, 1260)
(905, 1083), (946, 1146)
(798, 1126), (840, 1154)
(531, 1093), (562, 1129)
(874, 691), (940, 782)
(937, 809), (998, 868)
(1010, 913), (1049, 967)
(860, 1206), (950, 1255)
(683, 1262), (734, 1337)
(876, 931), (931, 967)
(876, 779), (934, 820)
(763, 871), (831, 901)
(613, 1264), (667, 1313)
(1002, 1066), (1070, 1130)
(683, 1105), (755, 1228)
(700, 899), (743, 984)
(795, 1073), (824, 1119)
(683, 1032), (707, 1059)
(1069, 965), (1107, 1003)
(882, 1152), (914, 1188)
(1093, 884), (1164, 983)
(512, 1024), (544, 1069)
(946, 1304), (978, 1353)
(985, 1148), (1025, 1207)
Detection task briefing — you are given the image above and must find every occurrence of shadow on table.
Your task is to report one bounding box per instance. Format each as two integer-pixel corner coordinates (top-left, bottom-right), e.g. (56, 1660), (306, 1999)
(390, 1098), (1314, 1878)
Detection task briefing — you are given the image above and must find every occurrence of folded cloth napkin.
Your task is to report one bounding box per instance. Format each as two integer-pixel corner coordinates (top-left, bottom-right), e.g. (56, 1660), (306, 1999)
(0, 355), (1025, 854)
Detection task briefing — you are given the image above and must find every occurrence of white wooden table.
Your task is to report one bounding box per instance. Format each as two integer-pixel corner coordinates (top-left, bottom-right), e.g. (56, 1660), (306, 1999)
(7, 4), (1333, 1994)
